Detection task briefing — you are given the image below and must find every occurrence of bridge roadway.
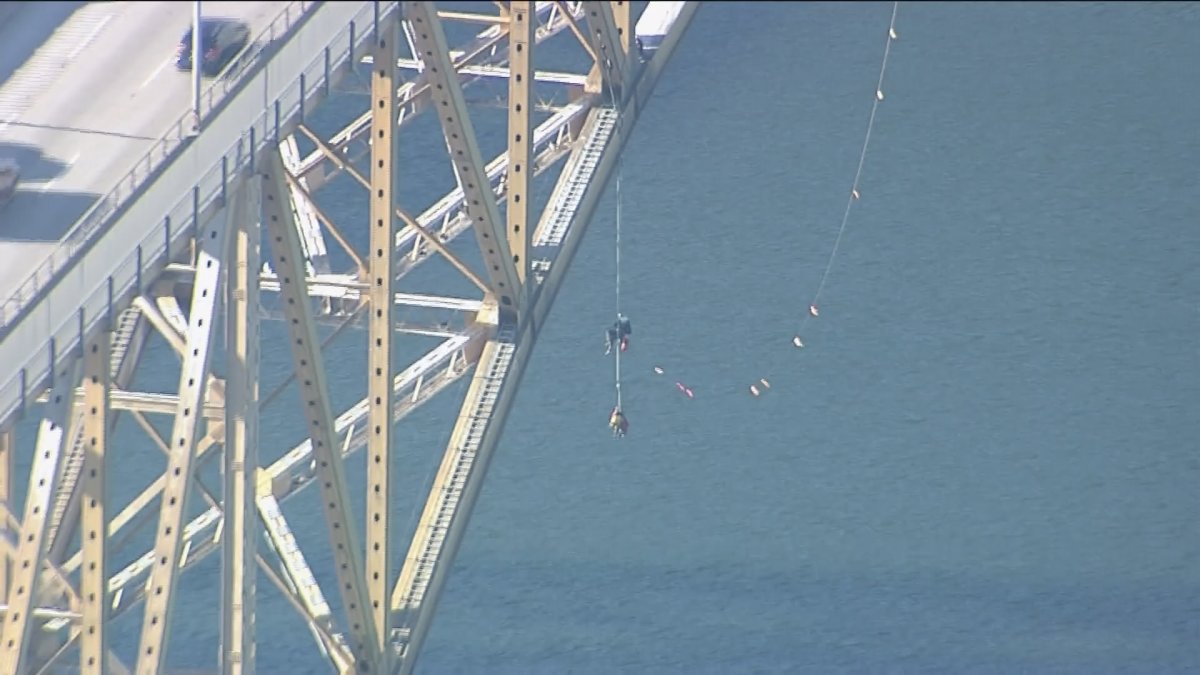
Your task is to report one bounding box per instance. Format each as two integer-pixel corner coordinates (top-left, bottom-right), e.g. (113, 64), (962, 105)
(0, 0), (386, 425)
(0, 1), (282, 305)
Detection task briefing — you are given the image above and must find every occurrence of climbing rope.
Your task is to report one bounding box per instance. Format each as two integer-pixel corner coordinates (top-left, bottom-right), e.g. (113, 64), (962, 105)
(641, 4), (902, 401)
(614, 152), (624, 411)
(793, 2), (900, 342)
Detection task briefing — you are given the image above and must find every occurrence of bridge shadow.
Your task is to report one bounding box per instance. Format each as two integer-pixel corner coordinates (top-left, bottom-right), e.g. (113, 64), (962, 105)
(0, 1), (88, 89)
(0, 141), (98, 243)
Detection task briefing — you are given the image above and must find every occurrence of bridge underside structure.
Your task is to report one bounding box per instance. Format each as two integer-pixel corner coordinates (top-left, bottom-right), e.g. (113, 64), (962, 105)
(0, 1), (696, 673)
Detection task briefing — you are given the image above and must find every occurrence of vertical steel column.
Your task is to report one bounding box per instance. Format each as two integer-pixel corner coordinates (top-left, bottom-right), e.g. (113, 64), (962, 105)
(584, 2), (627, 94)
(260, 150), (380, 671)
(0, 427), (12, 601)
(611, 1), (631, 54)
(79, 329), (111, 674)
(136, 192), (234, 674)
(0, 357), (79, 674)
(221, 175), (261, 675)
(366, 15), (399, 665)
(506, 1), (533, 291)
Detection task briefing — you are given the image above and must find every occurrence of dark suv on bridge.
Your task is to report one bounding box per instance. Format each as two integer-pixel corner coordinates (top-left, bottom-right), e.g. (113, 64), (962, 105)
(175, 18), (251, 77)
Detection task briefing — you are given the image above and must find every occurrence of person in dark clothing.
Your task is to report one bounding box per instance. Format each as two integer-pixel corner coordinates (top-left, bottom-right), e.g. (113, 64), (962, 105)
(605, 314), (633, 355)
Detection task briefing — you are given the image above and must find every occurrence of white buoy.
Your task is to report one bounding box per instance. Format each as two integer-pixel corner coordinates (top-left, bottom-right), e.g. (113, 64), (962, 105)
(749, 385), (760, 397)
(653, 366), (664, 375)
(809, 304), (820, 317)
(793, 336), (804, 348)
(851, 188), (860, 200)
(876, 89), (885, 101)
(760, 378), (771, 389)
(889, 27), (898, 40)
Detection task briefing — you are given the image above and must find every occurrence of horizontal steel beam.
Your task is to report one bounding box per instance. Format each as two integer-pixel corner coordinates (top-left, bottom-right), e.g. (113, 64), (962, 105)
(388, 58), (588, 85)
(0, 606), (81, 621)
(69, 390), (225, 419)
(93, 332), (481, 616)
(296, 2), (581, 179)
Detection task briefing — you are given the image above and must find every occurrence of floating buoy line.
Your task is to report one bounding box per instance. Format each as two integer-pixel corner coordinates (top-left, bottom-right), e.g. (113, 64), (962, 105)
(601, 3), (901, 432)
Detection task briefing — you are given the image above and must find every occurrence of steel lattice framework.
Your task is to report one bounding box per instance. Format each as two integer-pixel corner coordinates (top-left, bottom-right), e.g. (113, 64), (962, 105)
(0, 2), (696, 672)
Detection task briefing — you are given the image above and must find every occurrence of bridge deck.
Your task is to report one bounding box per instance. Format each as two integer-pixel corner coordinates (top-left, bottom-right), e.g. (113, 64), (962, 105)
(0, 1), (388, 428)
(0, 2), (292, 311)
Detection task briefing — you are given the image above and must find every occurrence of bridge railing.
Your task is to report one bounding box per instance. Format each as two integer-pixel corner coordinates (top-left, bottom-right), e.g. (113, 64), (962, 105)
(0, 2), (396, 424)
(0, 0), (319, 332)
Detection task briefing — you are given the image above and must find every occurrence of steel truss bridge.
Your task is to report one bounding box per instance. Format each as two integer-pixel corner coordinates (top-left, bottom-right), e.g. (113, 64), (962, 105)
(0, 1), (696, 673)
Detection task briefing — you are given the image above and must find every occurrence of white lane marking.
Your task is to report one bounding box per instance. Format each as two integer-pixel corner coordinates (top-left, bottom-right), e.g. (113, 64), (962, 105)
(0, 7), (115, 121)
(140, 58), (174, 90)
(66, 15), (114, 61)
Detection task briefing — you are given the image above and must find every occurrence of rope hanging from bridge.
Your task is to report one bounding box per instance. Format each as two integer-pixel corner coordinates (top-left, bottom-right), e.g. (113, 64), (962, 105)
(614, 153), (624, 411)
(643, 3), (902, 401)
(748, 1), (901, 398)
(603, 61), (630, 438)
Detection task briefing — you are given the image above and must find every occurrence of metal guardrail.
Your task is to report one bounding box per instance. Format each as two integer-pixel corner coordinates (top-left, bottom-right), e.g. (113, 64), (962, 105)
(0, 0), (319, 330)
(0, 1), (398, 423)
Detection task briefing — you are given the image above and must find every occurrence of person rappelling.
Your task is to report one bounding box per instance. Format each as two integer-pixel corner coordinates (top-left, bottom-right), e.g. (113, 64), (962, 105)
(604, 313), (633, 355)
(609, 407), (629, 437)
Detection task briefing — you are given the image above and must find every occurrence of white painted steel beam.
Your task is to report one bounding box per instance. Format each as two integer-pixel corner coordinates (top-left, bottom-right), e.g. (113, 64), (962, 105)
(391, 58), (587, 86)
(135, 182), (236, 675)
(507, 1), (534, 290)
(366, 17), (400, 667)
(405, 1), (522, 315)
(0, 429), (11, 601)
(611, 1), (632, 53)
(389, 6), (698, 669)
(584, 1), (628, 93)
(255, 489), (347, 669)
(221, 173), (262, 675)
(45, 305), (149, 574)
(0, 358), (79, 674)
(281, 136), (332, 276)
(298, 2), (580, 180)
(79, 330), (111, 675)
(260, 149), (381, 670)
(97, 333), (477, 616)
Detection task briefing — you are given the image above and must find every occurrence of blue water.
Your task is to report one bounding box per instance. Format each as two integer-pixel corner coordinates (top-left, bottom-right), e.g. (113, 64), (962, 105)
(13, 1), (1200, 672)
